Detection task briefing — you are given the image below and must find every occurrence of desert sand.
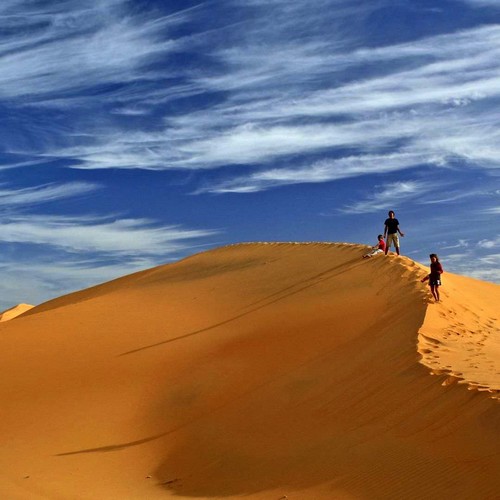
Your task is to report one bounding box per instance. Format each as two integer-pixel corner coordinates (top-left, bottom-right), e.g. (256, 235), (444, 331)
(0, 303), (34, 322)
(0, 243), (498, 500)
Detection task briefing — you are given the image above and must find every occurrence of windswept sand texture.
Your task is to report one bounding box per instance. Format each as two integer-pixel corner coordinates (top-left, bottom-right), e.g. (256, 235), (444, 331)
(0, 243), (499, 499)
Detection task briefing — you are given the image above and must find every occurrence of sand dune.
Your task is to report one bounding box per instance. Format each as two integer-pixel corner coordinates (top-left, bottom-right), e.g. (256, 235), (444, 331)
(0, 243), (498, 499)
(0, 303), (34, 322)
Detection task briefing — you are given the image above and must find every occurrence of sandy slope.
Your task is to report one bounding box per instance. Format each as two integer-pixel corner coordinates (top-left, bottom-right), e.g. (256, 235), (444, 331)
(0, 243), (498, 500)
(418, 273), (500, 397)
(0, 303), (34, 322)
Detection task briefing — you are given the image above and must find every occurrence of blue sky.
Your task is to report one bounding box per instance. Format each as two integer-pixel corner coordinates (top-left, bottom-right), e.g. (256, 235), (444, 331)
(0, 0), (499, 309)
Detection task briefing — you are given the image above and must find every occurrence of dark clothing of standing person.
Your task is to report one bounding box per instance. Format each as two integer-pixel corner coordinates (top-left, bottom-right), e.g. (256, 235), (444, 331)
(384, 210), (405, 255)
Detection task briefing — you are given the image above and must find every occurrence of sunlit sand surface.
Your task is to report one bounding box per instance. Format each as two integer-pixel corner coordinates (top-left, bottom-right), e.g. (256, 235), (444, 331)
(0, 303), (34, 322)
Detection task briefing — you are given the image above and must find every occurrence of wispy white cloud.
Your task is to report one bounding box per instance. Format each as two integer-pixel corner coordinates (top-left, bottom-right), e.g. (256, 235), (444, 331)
(196, 152), (431, 194)
(340, 180), (429, 214)
(483, 207), (500, 214)
(0, 182), (99, 206)
(477, 236), (500, 249)
(198, 28), (500, 118)
(49, 110), (467, 171)
(440, 239), (470, 250)
(0, 158), (52, 170)
(0, 215), (217, 255)
(419, 189), (486, 205)
(0, 0), (193, 101)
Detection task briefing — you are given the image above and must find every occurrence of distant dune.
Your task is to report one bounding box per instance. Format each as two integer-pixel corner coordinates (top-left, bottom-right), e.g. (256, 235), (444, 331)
(0, 243), (498, 499)
(0, 303), (34, 322)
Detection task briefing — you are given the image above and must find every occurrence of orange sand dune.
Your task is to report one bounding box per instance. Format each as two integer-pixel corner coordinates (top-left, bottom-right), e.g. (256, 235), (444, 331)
(0, 243), (499, 499)
(0, 303), (34, 322)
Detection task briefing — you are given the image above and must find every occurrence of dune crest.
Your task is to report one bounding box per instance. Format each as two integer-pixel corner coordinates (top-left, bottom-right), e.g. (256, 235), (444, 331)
(0, 243), (498, 499)
(0, 303), (34, 322)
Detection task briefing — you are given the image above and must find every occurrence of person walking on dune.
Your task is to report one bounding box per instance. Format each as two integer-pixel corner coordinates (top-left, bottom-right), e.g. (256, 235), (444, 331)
(384, 210), (405, 255)
(421, 253), (444, 302)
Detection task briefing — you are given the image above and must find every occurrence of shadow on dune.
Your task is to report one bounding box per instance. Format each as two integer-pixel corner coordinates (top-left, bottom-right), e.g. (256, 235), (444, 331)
(55, 433), (169, 456)
(154, 332), (500, 498)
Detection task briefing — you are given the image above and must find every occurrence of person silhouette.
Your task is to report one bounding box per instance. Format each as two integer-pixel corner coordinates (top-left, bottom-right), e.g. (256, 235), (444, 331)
(421, 253), (444, 302)
(384, 210), (405, 255)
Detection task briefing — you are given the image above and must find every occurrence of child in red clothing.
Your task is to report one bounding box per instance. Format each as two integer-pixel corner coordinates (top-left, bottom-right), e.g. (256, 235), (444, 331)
(363, 234), (386, 258)
(421, 253), (444, 302)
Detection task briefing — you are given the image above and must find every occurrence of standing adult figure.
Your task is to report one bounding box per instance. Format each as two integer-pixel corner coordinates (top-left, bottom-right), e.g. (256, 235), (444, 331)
(384, 210), (405, 255)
